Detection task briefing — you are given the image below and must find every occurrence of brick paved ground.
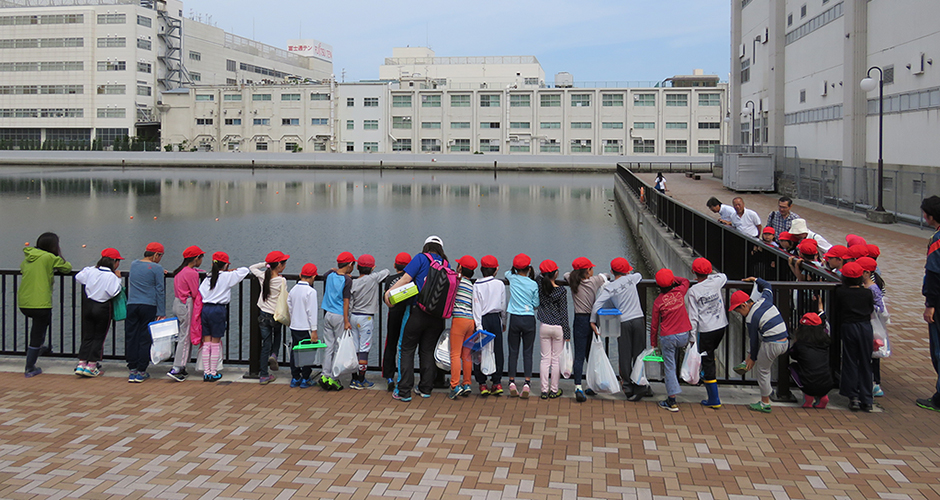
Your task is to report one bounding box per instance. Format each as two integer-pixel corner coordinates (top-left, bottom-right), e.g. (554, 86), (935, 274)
(0, 173), (939, 500)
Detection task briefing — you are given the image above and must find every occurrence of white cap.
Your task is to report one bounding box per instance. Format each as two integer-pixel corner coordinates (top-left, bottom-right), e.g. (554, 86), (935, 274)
(424, 235), (443, 247)
(789, 218), (808, 235)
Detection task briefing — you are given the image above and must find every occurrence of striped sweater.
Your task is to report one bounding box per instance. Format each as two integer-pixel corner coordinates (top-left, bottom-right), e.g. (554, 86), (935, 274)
(452, 276), (474, 320)
(745, 278), (789, 360)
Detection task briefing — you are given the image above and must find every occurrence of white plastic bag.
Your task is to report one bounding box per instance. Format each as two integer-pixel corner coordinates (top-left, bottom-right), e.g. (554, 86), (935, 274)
(585, 334), (622, 394)
(480, 339), (496, 376)
(435, 330), (451, 370)
(872, 311), (891, 358)
(150, 336), (174, 365)
(560, 341), (573, 379)
(332, 329), (359, 378)
(195, 344), (224, 372)
(632, 347), (656, 386)
(680, 342), (702, 385)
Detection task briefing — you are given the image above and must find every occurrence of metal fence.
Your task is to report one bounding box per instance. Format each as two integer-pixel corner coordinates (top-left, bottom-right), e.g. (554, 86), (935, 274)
(618, 161), (715, 173)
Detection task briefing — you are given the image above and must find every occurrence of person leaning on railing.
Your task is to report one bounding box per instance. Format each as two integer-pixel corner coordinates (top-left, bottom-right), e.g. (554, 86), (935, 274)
(18, 232), (72, 378)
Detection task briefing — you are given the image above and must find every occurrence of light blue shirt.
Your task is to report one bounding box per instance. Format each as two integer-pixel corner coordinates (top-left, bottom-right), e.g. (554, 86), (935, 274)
(504, 271), (538, 316)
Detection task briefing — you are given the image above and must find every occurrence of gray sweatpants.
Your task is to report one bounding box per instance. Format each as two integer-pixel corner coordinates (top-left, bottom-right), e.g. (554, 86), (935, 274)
(320, 311), (344, 377)
(172, 298), (193, 370)
(757, 340), (789, 397)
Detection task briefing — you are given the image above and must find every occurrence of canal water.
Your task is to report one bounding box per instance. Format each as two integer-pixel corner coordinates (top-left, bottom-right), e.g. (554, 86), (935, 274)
(0, 167), (647, 371)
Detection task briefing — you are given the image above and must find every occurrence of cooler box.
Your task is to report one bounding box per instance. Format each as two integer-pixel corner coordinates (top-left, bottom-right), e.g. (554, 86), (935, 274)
(292, 339), (327, 367)
(388, 282), (418, 306)
(463, 329), (496, 351)
(597, 308), (621, 338)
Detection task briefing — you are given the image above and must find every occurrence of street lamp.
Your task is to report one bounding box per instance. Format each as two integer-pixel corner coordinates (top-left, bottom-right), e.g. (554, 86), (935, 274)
(860, 67), (885, 212)
(743, 100), (756, 152)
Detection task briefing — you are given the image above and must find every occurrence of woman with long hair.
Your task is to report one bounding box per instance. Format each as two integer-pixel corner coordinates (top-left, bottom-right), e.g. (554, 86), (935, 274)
(18, 232), (71, 377)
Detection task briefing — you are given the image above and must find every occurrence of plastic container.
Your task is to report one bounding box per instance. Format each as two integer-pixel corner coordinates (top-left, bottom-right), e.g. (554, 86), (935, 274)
(292, 339), (327, 367)
(388, 282), (418, 306)
(597, 308), (622, 338)
(463, 329), (496, 351)
(149, 317), (179, 340)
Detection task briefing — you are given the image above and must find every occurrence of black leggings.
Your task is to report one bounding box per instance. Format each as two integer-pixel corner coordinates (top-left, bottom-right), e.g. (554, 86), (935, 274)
(21, 308), (52, 349)
(698, 327), (726, 382)
(506, 315), (536, 382)
(79, 297), (111, 362)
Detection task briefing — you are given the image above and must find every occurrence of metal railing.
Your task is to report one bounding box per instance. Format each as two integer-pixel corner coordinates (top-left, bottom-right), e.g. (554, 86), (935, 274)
(619, 161), (715, 173)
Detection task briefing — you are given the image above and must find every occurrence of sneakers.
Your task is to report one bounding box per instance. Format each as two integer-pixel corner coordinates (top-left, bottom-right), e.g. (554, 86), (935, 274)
(349, 380), (363, 390)
(749, 401), (772, 413)
(479, 384), (490, 396)
(628, 386), (653, 402)
(575, 388), (586, 403)
(77, 365), (101, 378)
(290, 378), (302, 388)
(318, 376), (330, 390)
(460, 384), (472, 397)
(327, 378), (344, 391)
(915, 398), (940, 412)
(392, 390), (412, 402)
(873, 384), (884, 397)
(128, 370), (138, 383)
(448, 386), (462, 400)
(268, 356), (279, 371)
(860, 403), (874, 413)
(413, 388), (431, 398)
(360, 379), (375, 389)
(259, 374), (276, 385)
(299, 378), (311, 389)
(520, 384), (530, 399)
(584, 388), (597, 397)
(549, 389), (563, 399)
(74, 364), (85, 376)
(25, 367), (42, 378)
(491, 384), (504, 396)
(204, 373), (222, 382)
(540, 392), (549, 400)
(509, 382), (518, 397)
(386, 378), (396, 392)
(659, 398), (679, 412)
(167, 368), (188, 382)
(849, 399), (861, 412)
(814, 395), (829, 409)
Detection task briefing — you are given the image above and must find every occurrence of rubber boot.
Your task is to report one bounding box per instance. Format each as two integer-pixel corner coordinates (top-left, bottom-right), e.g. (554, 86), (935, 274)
(25, 346), (41, 372)
(700, 380), (721, 408)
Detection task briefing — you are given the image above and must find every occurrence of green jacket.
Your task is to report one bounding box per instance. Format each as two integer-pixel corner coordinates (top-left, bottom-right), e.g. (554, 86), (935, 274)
(18, 247), (72, 309)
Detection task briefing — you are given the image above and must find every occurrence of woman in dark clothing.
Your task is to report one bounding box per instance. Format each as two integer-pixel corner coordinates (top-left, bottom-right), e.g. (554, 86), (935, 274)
(789, 311), (834, 408)
(832, 262), (876, 412)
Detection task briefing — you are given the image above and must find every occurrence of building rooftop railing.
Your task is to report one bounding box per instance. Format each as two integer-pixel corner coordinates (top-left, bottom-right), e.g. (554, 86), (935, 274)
(224, 32), (310, 69)
(385, 55), (540, 66)
(0, 0), (143, 8)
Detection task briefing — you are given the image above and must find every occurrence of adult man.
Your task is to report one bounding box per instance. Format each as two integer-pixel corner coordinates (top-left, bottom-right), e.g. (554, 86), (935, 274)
(766, 196), (800, 236)
(918, 195), (940, 412)
(706, 197), (736, 226)
(730, 197), (762, 237)
(788, 218), (833, 255)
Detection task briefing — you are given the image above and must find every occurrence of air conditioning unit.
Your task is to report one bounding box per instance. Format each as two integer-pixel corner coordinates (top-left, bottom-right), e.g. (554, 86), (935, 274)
(914, 53), (926, 75)
(821, 80), (828, 96)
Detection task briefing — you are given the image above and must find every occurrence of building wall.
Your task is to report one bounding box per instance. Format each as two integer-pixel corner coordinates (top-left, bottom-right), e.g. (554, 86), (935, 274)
(379, 47), (546, 89)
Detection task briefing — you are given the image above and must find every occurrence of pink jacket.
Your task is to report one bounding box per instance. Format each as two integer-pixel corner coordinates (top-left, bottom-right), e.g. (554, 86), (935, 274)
(174, 266), (203, 343)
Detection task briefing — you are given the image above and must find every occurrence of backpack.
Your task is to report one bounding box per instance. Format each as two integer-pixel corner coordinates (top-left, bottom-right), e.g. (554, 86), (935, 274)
(415, 253), (459, 318)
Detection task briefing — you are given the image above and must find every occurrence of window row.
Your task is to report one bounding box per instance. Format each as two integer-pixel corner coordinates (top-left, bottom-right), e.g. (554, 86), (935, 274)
(0, 14), (83, 25)
(0, 37), (83, 49)
(0, 85), (83, 95)
(0, 61), (83, 71)
(0, 108), (84, 118)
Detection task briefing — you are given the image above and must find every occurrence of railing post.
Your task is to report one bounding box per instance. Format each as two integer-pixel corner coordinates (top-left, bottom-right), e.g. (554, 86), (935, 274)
(771, 288), (796, 403)
(243, 277), (261, 379)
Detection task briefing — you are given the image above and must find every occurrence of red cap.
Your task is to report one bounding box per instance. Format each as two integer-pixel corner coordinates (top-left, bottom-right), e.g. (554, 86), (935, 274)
(539, 259), (558, 274)
(778, 231), (795, 242)
(856, 256), (877, 273)
(610, 257), (632, 274)
(655, 268), (675, 287)
(182, 245), (204, 258)
(212, 251), (230, 264)
(762, 226), (775, 235)
(512, 254), (530, 269)
(866, 244), (881, 259)
(301, 263), (318, 277)
(728, 290), (750, 311)
(824, 245), (848, 259)
(395, 252), (411, 265)
(145, 242), (164, 253)
(841, 262), (864, 278)
(265, 250), (289, 263)
(800, 312), (822, 326)
(691, 257), (712, 275)
(456, 255), (478, 271)
(357, 254), (376, 267)
(572, 257), (595, 270)
(482, 255), (499, 268)
(798, 239), (818, 257)
(846, 234), (867, 247)
(337, 251), (356, 264)
(101, 248), (124, 260)
(846, 244), (868, 260)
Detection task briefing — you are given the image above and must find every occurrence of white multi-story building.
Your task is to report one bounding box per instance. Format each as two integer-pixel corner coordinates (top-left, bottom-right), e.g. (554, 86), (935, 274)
(379, 47), (546, 89)
(0, 0), (331, 149)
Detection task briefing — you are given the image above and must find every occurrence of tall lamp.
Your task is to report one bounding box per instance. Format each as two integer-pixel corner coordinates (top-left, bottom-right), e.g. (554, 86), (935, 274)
(743, 100), (756, 152)
(860, 67), (895, 223)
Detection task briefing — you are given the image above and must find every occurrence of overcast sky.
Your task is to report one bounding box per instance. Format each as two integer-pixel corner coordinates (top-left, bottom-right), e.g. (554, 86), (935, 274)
(185, 0), (731, 84)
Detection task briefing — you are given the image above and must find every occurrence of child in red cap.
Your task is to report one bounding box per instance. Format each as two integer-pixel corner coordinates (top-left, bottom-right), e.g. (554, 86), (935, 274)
(448, 255), (478, 399)
(124, 242), (164, 382)
(590, 257), (645, 401)
(168, 246), (205, 382)
(382, 252), (412, 391)
(788, 310), (834, 408)
(503, 254), (536, 398)
(833, 262), (875, 411)
(249, 250), (290, 385)
(348, 254), (390, 389)
(536, 259), (569, 399)
(684, 257), (727, 408)
(649, 268), (692, 412)
(564, 256), (610, 402)
(198, 251), (250, 382)
(858, 256), (888, 397)
(74, 248), (124, 377)
(287, 263), (319, 388)
(475, 254), (508, 395)
(318, 251), (356, 391)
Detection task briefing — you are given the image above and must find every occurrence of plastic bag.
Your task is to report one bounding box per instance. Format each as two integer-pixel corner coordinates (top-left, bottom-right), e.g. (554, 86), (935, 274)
(332, 329), (359, 378)
(560, 341), (573, 379)
(872, 311), (891, 358)
(480, 339), (496, 375)
(150, 336), (174, 365)
(274, 281), (290, 326)
(680, 342), (702, 385)
(112, 287), (127, 321)
(435, 330), (451, 370)
(195, 344), (224, 372)
(585, 334), (621, 394)
(632, 347), (656, 386)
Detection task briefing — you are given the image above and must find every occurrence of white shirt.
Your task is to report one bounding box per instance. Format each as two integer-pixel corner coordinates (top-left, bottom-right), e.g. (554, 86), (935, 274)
(199, 267), (249, 304)
(472, 276), (507, 331)
(75, 266), (122, 302)
(249, 262), (286, 314)
(718, 204), (736, 223)
(288, 281), (318, 332)
(590, 273), (644, 323)
(685, 273), (729, 334)
(731, 208), (762, 237)
(806, 230), (833, 254)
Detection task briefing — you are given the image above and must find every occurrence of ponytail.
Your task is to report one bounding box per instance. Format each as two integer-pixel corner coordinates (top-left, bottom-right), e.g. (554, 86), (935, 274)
(171, 256), (196, 276)
(208, 260), (225, 290)
(537, 271), (557, 298)
(568, 268), (588, 295)
(261, 260), (287, 301)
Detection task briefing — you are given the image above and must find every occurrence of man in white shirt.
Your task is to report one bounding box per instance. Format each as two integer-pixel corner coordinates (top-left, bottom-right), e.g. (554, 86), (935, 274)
(730, 197), (762, 237)
(706, 197), (737, 225)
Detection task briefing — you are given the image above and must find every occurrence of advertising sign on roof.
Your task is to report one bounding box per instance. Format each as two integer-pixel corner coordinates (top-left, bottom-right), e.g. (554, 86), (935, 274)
(287, 39), (333, 62)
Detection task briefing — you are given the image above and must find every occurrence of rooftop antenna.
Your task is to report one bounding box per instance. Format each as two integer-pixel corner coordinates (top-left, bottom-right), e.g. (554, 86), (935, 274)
(341, 69), (346, 83)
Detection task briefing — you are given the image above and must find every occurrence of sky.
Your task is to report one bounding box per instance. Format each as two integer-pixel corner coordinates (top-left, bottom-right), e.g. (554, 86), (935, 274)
(185, 0), (731, 84)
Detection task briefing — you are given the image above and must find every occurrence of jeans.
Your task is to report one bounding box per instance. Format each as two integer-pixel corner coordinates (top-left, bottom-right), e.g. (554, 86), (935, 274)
(660, 332), (689, 396)
(506, 315), (536, 382)
(125, 303), (156, 372)
(539, 323), (564, 393)
(383, 304), (406, 380)
(289, 328), (313, 381)
(21, 307), (51, 370)
(698, 327), (726, 382)
(397, 306), (444, 396)
(257, 311), (280, 377)
(78, 297), (111, 362)
(473, 312), (503, 385)
(572, 313), (593, 384)
(617, 317), (645, 389)
(930, 319), (940, 404)
(840, 321), (874, 405)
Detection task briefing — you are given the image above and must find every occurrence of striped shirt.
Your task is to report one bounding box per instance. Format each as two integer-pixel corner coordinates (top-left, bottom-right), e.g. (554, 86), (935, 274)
(745, 278), (789, 360)
(452, 277), (474, 320)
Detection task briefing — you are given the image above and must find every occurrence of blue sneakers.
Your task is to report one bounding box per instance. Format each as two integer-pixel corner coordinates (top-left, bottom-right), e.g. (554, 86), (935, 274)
(128, 370), (138, 383)
(392, 390), (412, 402)
(299, 378), (311, 389)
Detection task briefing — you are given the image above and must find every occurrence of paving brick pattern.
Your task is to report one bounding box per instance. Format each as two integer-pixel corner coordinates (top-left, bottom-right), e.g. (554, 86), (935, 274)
(1, 173), (939, 499)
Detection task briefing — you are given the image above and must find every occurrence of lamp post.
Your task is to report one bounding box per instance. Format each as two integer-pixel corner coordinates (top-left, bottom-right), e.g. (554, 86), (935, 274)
(744, 100), (756, 152)
(860, 67), (895, 223)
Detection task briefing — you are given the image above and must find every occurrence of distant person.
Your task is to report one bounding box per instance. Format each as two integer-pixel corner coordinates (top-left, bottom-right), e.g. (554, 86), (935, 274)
(476, 254), (508, 396)
(198, 251), (249, 382)
(858, 256), (886, 398)
(823, 245), (848, 275)
(18, 232), (72, 378)
(536, 260), (568, 399)
(731, 197), (762, 237)
(565, 257), (609, 403)
(833, 262), (875, 412)
(287, 263), (319, 389)
(503, 254), (535, 398)
(320, 252), (355, 391)
(778, 231), (798, 256)
(248, 250), (289, 385)
(649, 269), (692, 412)
(349, 254), (389, 389)
(382, 252), (411, 392)
(684, 258), (727, 409)
(789, 311), (833, 409)
(760, 227), (779, 248)
(125, 242), (166, 383)
(706, 197), (736, 226)
(766, 196), (800, 236)
(918, 195), (940, 413)
(654, 173), (667, 193)
(74, 248), (124, 377)
(448, 255), (477, 400)
(590, 257), (645, 400)
(788, 219), (833, 254)
(167, 246), (205, 382)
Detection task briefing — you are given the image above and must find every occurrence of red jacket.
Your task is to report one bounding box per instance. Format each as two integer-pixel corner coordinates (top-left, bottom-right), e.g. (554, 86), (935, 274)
(650, 277), (692, 347)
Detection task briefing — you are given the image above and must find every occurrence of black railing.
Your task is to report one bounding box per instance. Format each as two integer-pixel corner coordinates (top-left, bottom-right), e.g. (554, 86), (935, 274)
(619, 161), (715, 173)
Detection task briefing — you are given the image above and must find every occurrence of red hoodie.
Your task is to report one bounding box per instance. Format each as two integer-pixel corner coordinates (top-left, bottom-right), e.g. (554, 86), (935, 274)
(650, 277), (692, 347)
